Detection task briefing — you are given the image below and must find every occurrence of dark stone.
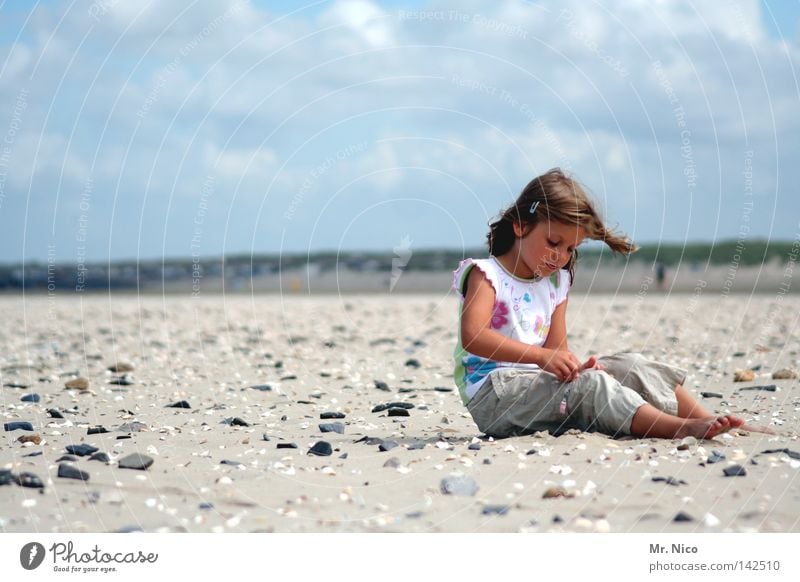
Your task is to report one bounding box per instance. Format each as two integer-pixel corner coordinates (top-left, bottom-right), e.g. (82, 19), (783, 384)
(22, 451), (42, 458)
(319, 422), (345, 434)
(405, 358), (421, 368)
(387, 407), (410, 417)
(552, 515), (564, 523)
(483, 459), (492, 465)
(108, 363), (134, 373)
(482, 505), (510, 516)
(199, 502), (214, 510)
(700, 392), (723, 398)
(320, 412), (345, 419)
(47, 408), (65, 419)
(673, 511), (694, 522)
(379, 440), (399, 452)
(116, 435), (132, 440)
(109, 375), (134, 386)
(468, 443), (481, 451)
(732, 351), (746, 357)
(737, 385), (777, 392)
(374, 380), (390, 392)
(221, 460), (243, 466)
(89, 452), (111, 463)
(261, 434), (270, 441)
(66, 444), (99, 457)
(354, 436), (383, 446)
(398, 387), (415, 393)
(434, 386), (453, 392)
(406, 441), (425, 450)
(652, 476), (687, 486)
(276, 443), (298, 449)
(280, 375), (297, 381)
(57, 455), (79, 462)
(723, 464), (747, 477)
(4, 421), (34, 432)
(230, 417), (250, 427)
(0, 469), (14, 485)
(58, 464), (89, 481)
(118, 453), (154, 470)
(759, 448), (800, 460)
(440, 475), (479, 496)
(308, 441), (332, 456)
(20, 393), (41, 403)
(16, 472), (44, 489)
(167, 400), (191, 408)
(372, 404), (389, 413)
(339, 453), (348, 459)
(87, 426), (109, 435)
(4, 382), (30, 388)
(116, 526), (144, 533)
(707, 450), (726, 464)
(250, 384), (272, 392)
(372, 402), (414, 412)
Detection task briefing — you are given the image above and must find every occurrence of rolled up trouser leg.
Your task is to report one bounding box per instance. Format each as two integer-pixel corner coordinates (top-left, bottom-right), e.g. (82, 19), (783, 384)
(566, 369), (648, 436)
(596, 352), (684, 416)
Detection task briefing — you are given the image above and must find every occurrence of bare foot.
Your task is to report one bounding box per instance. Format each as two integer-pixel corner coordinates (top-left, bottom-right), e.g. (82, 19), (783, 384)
(739, 423), (777, 435)
(677, 416), (733, 440)
(723, 415), (746, 429)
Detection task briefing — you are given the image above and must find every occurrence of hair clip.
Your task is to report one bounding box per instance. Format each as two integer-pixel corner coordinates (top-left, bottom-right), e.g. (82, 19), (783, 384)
(529, 201), (540, 215)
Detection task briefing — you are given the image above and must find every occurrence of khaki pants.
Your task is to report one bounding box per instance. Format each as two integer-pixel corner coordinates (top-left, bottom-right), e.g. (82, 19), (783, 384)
(466, 352), (686, 438)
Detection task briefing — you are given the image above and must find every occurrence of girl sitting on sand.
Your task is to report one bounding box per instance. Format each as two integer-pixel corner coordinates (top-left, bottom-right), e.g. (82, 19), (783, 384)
(452, 168), (750, 440)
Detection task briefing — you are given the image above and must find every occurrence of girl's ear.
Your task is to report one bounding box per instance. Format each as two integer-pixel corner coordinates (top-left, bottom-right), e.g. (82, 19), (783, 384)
(512, 221), (531, 238)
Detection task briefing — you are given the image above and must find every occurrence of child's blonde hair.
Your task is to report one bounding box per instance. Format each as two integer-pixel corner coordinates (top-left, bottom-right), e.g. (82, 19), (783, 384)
(487, 168), (637, 283)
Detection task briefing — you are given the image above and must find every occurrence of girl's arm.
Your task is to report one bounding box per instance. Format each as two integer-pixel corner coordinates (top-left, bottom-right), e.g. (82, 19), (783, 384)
(460, 267), (579, 381)
(543, 299), (569, 351)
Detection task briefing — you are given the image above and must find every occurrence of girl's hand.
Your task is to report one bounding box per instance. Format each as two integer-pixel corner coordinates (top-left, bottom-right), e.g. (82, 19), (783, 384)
(537, 349), (581, 382)
(580, 356), (605, 372)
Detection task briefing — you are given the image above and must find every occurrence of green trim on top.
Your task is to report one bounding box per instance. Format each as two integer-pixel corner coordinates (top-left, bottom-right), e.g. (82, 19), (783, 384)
(489, 255), (542, 283)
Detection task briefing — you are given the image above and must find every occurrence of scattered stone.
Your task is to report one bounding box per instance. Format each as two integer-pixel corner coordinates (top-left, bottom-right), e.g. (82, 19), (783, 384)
(353, 436), (382, 445)
(4, 421), (34, 432)
(378, 440), (399, 452)
(733, 369), (755, 382)
(398, 387), (415, 393)
(652, 476), (687, 486)
(483, 459), (492, 465)
(109, 375), (134, 386)
(118, 421), (148, 432)
(17, 434), (41, 445)
(308, 441), (332, 456)
(4, 382), (30, 388)
(64, 377), (90, 390)
(339, 453), (348, 459)
(723, 464), (746, 477)
(552, 515), (564, 523)
(276, 443), (298, 449)
(250, 384), (272, 392)
(405, 358), (421, 369)
(738, 385), (777, 392)
(87, 427), (109, 435)
(0, 469), (14, 486)
(118, 453), (154, 470)
(22, 451), (42, 458)
(434, 386), (453, 392)
(387, 407), (410, 417)
(407, 441), (425, 450)
(732, 351), (746, 357)
(319, 422), (345, 434)
(673, 511), (694, 522)
(320, 412), (345, 419)
(229, 417), (250, 427)
(221, 460), (243, 466)
(89, 452), (111, 463)
(199, 503), (214, 510)
(108, 363), (134, 373)
(759, 448), (800, 460)
(58, 464), (89, 481)
(383, 457), (402, 468)
(440, 475), (479, 496)
(16, 472), (44, 489)
(372, 402), (414, 413)
(47, 409), (65, 419)
(166, 401), (191, 409)
(772, 369), (798, 380)
(543, 487), (571, 499)
(468, 443), (481, 451)
(374, 380), (390, 392)
(707, 450), (726, 464)
(57, 455), (79, 463)
(66, 444), (99, 457)
(20, 393), (40, 403)
(700, 392), (723, 399)
(482, 505), (510, 516)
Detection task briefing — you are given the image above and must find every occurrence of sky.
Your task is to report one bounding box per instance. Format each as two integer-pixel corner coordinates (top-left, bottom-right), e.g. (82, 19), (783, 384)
(0, 0), (799, 264)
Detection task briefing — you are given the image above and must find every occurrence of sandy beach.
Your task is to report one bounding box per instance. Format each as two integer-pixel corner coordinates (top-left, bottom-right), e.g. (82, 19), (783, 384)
(1, 293), (799, 533)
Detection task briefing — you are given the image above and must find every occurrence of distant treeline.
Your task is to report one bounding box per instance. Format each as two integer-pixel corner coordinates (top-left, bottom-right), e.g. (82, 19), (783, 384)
(1, 239), (796, 291)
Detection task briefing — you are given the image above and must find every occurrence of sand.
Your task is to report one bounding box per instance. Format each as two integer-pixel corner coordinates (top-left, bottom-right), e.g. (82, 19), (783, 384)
(1, 293), (798, 533)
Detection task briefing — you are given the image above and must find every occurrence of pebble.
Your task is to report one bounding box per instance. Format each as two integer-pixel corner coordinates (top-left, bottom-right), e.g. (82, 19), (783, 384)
(229, 417), (250, 427)
(383, 457), (402, 468)
(707, 450), (726, 464)
(320, 412), (345, 419)
(434, 386), (453, 392)
(374, 380), (390, 392)
(652, 476), (687, 486)
(378, 440), (398, 452)
(58, 464), (89, 481)
(0, 469), (16, 486)
(89, 452), (111, 463)
(309, 441), (332, 456)
(4, 422), (34, 432)
(723, 464), (746, 477)
(276, 443), (298, 449)
(760, 448), (800, 460)
(220, 460), (243, 466)
(372, 402), (414, 412)
(20, 393), (40, 403)
(772, 369), (797, 380)
(4, 382), (30, 388)
(673, 511), (694, 522)
(387, 407), (410, 417)
(733, 369), (755, 382)
(118, 421), (148, 432)
(47, 409), (65, 419)
(118, 453), (154, 470)
(16, 472), (44, 489)
(405, 358), (421, 368)
(17, 434), (42, 445)
(108, 363), (134, 373)
(250, 384), (272, 392)
(482, 505), (510, 516)
(66, 444), (99, 457)
(109, 375), (134, 386)
(319, 422), (345, 434)
(440, 475), (479, 496)
(166, 401), (191, 408)
(57, 455), (79, 462)
(542, 487), (571, 499)
(468, 443), (481, 451)
(64, 377), (90, 390)
(700, 392), (723, 398)
(407, 441), (425, 450)
(738, 384), (777, 392)
(87, 427), (109, 435)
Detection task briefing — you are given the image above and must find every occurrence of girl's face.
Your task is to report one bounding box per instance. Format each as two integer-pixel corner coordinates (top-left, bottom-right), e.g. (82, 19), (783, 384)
(507, 219), (587, 279)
